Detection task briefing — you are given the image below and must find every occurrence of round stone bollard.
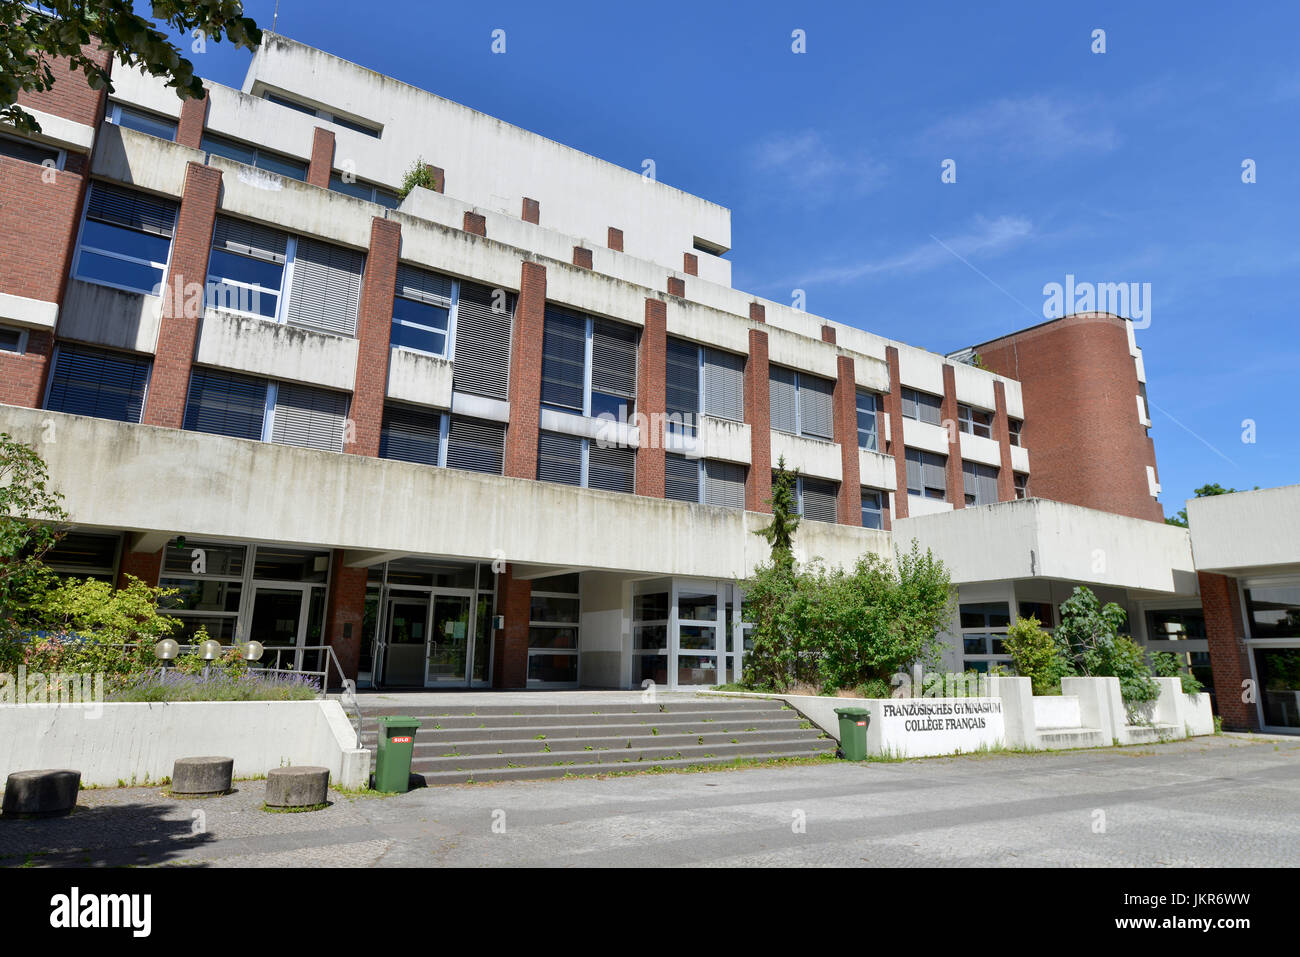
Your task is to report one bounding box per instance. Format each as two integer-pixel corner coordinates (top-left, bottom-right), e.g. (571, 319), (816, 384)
(264, 766), (330, 810)
(171, 757), (234, 797)
(2, 770), (81, 818)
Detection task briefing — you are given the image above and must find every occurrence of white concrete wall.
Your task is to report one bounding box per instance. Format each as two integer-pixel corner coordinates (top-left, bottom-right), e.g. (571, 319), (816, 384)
(579, 572), (629, 689)
(58, 281), (161, 354)
(770, 431), (842, 481)
(91, 124), (198, 199)
(386, 348), (453, 410)
(196, 310), (360, 391)
(0, 700), (368, 789)
(1187, 484), (1300, 575)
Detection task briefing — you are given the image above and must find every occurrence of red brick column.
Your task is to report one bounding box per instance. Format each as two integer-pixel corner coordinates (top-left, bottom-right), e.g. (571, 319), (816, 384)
(885, 346), (908, 518)
(324, 550), (366, 682)
(1198, 571), (1259, 731)
(424, 165), (445, 193)
(142, 162), (223, 429)
(307, 127), (335, 189)
(940, 364), (964, 508)
(992, 380), (1016, 501)
(573, 246), (592, 269)
(521, 197), (539, 224)
(749, 302), (766, 323)
(744, 328), (772, 512)
(636, 298), (667, 497)
(493, 565), (531, 688)
(683, 253), (698, 276)
(348, 216), (401, 457)
(667, 276), (685, 298)
(821, 325), (836, 344)
(504, 261), (546, 478)
(175, 91), (209, 149)
(117, 549), (162, 589)
(607, 227), (623, 252)
(463, 211), (486, 236)
(833, 355), (861, 525)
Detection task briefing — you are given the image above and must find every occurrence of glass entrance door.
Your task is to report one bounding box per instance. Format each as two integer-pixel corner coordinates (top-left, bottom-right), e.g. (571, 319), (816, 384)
(384, 598), (429, 686)
(426, 594), (472, 684)
(247, 586), (308, 671)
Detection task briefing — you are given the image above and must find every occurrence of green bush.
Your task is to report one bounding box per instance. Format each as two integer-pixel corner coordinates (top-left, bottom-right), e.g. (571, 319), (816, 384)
(1054, 586), (1159, 715)
(1002, 615), (1070, 695)
(1150, 650), (1205, 695)
(396, 157), (441, 198)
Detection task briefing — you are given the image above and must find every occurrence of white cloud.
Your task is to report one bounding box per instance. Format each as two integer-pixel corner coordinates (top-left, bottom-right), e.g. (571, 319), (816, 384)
(923, 94), (1119, 158)
(751, 131), (887, 197)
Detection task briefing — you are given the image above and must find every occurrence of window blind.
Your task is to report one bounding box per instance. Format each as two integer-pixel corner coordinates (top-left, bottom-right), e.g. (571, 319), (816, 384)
(666, 338), (699, 421)
(540, 307), (586, 412)
(395, 264), (452, 308)
(453, 279), (514, 400)
(271, 383), (349, 452)
(212, 216), (287, 263)
(769, 366), (798, 434)
(801, 478), (838, 523)
(86, 182), (177, 237)
(285, 237), (363, 336)
(588, 442), (635, 494)
(46, 345), (150, 423)
(446, 416), (505, 474)
(704, 460), (746, 509)
(184, 368), (267, 441)
(590, 319), (638, 401)
(665, 453), (700, 503)
(798, 373), (835, 439)
(538, 431), (582, 485)
(703, 348), (744, 421)
(379, 404), (442, 466)
(963, 461), (999, 506)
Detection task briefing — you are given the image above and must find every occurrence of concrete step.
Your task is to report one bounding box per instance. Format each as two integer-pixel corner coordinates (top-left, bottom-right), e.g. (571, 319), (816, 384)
(413, 744), (836, 785)
(1122, 724), (1184, 743)
(356, 699), (781, 718)
(394, 727), (830, 758)
(1037, 727), (1107, 749)
(358, 708), (790, 732)
(359, 716), (807, 744)
(408, 737), (832, 773)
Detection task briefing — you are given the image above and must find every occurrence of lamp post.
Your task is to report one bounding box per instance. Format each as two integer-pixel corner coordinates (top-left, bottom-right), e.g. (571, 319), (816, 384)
(153, 638), (179, 681)
(198, 638), (222, 679)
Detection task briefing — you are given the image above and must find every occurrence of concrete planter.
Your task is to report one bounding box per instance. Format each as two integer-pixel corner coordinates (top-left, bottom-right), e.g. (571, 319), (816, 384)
(0, 700), (367, 789)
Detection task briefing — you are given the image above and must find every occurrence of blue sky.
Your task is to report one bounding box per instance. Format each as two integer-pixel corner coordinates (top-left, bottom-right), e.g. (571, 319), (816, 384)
(164, 0), (1299, 518)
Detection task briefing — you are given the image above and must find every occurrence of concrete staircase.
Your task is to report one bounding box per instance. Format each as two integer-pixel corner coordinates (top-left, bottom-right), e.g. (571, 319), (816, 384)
(357, 697), (835, 786)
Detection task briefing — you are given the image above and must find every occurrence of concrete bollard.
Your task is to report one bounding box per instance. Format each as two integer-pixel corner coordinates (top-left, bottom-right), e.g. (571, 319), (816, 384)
(171, 757), (234, 797)
(265, 766), (330, 809)
(2, 769), (81, 818)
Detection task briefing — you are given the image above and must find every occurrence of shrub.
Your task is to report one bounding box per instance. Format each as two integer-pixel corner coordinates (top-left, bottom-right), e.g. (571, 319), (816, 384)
(1003, 615), (1070, 695)
(109, 669), (320, 702)
(396, 157), (441, 198)
(1150, 650), (1205, 695)
(1054, 586), (1158, 714)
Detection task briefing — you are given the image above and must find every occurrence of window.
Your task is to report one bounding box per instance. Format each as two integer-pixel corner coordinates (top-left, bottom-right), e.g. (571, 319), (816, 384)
(378, 404), (506, 474)
(1019, 602), (1056, 628)
(1014, 472), (1029, 500)
(665, 338), (745, 432)
(207, 216), (363, 336)
(184, 368), (268, 441)
(329, 173), (400, 208)
(769, 367), (834, 439)
(905, 448), (947, 500)
(775, 472), (839, 523)
(44, 532), (121, 583)
(451, 280), (515, 400)
(106, 103), (176, 141)
(861, 488), (886, 529)
(540, 307), (638, 420)
(0, 132), (62, 167)
(664, 454), (745, 508)
(528, 573), (579, 685)
(392, 266), (451, 357)
(962, 461), (999, 506)
(158, 538), (250, 643)
(960, 601), (1012, 671)
(901, 387), (943, 426)
(958, 404), (993, 439)
(1008, 418), (1023, 447)
(270, 383), (349, 452)
(201, 132), (307, 180)
(45, 344), (150, 423)
(537, 431), (635, 493)
(857, 389), (879, 451)
(1244, 585), (1300, 639)
(73, 182), (177, 296)
(264, 91), (382, 138)
(0, 325), (26, 354)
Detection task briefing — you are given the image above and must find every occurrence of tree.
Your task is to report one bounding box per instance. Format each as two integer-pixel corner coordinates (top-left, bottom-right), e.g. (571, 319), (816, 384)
(0, 433), (68, 619)
(1165, 482), (1257, 527)
(1003, 615), (1070, 695)
(1054, 586), (1158, 711)
(2, 2), (261, 136)
(757, 456), (799, 569)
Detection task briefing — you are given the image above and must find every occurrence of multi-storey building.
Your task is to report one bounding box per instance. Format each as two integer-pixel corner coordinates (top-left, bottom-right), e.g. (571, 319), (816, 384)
(0, 33), (1290, 730)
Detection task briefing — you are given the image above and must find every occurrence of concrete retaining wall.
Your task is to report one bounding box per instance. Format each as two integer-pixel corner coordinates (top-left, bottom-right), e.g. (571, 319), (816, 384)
(0, 700), (368, 789)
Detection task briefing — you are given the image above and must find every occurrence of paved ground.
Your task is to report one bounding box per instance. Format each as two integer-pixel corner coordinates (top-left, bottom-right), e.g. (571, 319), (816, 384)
(2, 735), (1296, 867)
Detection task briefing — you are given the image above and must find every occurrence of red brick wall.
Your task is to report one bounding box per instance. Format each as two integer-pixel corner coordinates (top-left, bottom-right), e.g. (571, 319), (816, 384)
(636, 298), (667, 498)
(683, 252), (698, 276)
(667, 277), (685, 298)
(821, 325), (836, 344)
(463, 211), (486, 236)
(307, 127), (335, 189)
(833, 355), (861, 525)
(521, 197), (539, 225)
(992, 380), (1016, 501)
(175, 92), (209, 149)
(749, 302), (766, 324)
(493, 565), (531, 688)
(572, 246), (592, 269)
(1198, 571), (1259, 731)
(16, 42), (111, 126)
(504, 261), (546, 478)
(885, 346), (908, 518)
(325, 550), (366, 682)
(607, 227), (623, 252)
(744, 328), (772, 511)
(977, 314), (1163, 522)
(348, 216), (401, 457)
(940, 364), (964, 509)
(117, 549), (162, 589)
(142, 162), (223, 430)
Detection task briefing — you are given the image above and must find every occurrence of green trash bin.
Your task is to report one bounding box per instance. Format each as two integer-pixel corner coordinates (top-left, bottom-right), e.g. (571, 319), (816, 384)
(834, 707), (870, 761)
(374, 716), (421, 792)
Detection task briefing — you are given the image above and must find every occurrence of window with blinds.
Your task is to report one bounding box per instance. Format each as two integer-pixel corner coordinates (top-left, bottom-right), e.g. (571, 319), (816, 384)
(446, 416), (505, 474)
(665, 453), (700, 503)
(285, 237), (364, 337)
(270, 383), (349, 452)
(666, 338), (700, 431)
(800, 477), (838, 523)
(208, 216), (288, 319)
(861, 488), (885, 529)
(857, 389), (879, 451)
(75, 182), (178, 296)
(963, 461), (1000, 506)
(454, 280), (514, 399)
(590, 318), (638, 419)
(379, 403), (442, 467)
(184, 368), (268, 441)
(769, 366), (798, 434)
(704, 460), (746, 509)
(770, 366), (832, 438)
(902, 387), (943, 426)
(46, 345), (151, 423)
(703, 348), (744, 422)
(392, 265), (452, 357)
(538, 431), (583, 485)
(905, 448), (948, 500)
(540, 307), (586, 413)
(588, 442), (635, 493)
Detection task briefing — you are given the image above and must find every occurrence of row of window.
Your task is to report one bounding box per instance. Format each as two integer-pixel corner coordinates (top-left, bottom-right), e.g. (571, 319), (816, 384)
(901, 386), (1023, 445)
(904, 448), (1028, 504)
